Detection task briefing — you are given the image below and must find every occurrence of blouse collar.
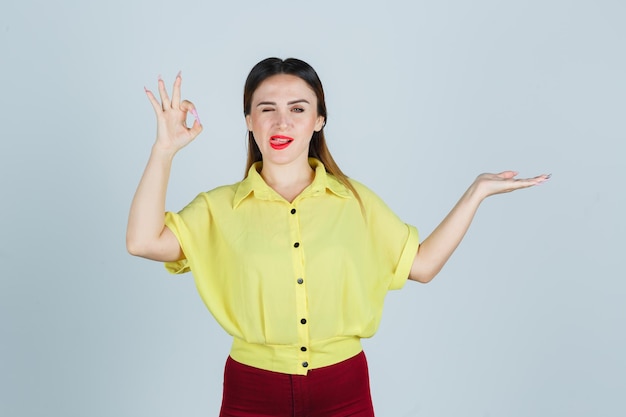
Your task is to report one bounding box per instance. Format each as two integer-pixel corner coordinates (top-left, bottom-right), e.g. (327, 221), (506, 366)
(233, 158), (351, 208)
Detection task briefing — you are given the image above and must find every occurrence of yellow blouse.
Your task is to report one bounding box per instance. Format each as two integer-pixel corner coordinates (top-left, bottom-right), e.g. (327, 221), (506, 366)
(164, 158), (419, 375)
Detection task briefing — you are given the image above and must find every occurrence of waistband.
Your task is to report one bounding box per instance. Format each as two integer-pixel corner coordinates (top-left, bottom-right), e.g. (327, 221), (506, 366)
(230, 336), (363, 376)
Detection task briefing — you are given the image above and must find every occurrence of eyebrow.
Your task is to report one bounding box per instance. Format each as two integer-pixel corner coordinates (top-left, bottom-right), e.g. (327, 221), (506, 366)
(256, 99), (311, 107)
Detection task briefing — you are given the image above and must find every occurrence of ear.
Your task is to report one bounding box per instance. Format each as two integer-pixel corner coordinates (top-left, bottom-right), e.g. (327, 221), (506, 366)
(314, 115), (325, 132)
(245, 114), (253, 131)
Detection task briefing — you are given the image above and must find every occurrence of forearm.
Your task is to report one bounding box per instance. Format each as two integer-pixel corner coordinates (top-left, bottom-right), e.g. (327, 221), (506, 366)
(126, 145), (175, 256)
(409, 184), (483, 283)
(408, 170), (548, 283)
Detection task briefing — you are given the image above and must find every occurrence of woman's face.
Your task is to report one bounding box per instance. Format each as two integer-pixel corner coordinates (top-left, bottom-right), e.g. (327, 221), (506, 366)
(246, 74), (325, 167)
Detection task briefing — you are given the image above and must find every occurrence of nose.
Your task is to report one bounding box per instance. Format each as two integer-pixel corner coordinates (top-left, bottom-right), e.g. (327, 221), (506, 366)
(275, 109), (291, 129)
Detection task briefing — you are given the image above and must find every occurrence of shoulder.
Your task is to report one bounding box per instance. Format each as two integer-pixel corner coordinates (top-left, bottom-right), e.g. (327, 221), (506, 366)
(345, 177), (404, 222)
(346, 177), (372, 194)
(346, 178), (385, 204)
(183, 182), (241, 209)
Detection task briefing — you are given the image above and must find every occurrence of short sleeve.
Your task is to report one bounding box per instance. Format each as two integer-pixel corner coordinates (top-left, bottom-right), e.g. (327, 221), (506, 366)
(163, 211), (190, 274)
(388, 224), (419, 289)
(163, 193), (211, 275)
(352, 180), (420, 290)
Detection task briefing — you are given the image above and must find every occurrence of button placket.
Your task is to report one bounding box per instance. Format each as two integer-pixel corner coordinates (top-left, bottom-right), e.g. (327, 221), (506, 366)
(289, 203), (310, 371)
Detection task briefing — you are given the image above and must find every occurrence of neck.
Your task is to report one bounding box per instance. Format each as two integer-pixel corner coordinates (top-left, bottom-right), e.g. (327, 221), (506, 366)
(259, 158), (315, 202)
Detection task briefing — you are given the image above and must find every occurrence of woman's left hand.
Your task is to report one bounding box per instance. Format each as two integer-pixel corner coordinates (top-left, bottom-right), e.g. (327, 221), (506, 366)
(471, 171), (551, 200)
(409, 171), (551, 283)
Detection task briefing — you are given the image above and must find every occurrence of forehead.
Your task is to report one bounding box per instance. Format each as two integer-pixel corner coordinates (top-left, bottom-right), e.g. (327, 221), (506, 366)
(252, 74), (317, 103)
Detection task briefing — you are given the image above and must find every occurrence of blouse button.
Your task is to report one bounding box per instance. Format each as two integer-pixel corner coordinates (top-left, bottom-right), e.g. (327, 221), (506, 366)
(297, 278), (304, 284)
(301, 346), (307, 352)
(300, 318), (307, 324)
(302, 362), (309, 368)
(291, 208), (296, 214)
(294, 242), (300, 248)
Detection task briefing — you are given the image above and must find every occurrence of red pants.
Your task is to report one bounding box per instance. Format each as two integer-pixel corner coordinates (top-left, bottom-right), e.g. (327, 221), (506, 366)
(219, 351), (375, 417)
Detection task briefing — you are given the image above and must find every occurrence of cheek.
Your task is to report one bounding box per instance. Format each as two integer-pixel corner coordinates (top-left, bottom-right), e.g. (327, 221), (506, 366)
(251, 132), (264, 151)
(248, 115), (272, 132)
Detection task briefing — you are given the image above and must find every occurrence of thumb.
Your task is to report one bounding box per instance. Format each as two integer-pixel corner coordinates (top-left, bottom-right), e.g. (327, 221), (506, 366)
(189, 119), (203, 138)
(180, 99), (203, 138)
(497, 171), (518, 179)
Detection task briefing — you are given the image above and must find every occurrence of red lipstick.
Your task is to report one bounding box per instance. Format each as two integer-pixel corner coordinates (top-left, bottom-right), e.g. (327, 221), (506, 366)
(270, 135), (294, 150)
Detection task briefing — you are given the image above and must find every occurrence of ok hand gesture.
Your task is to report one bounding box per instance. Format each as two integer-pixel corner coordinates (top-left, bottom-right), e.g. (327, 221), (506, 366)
(145, 72), (203, 155)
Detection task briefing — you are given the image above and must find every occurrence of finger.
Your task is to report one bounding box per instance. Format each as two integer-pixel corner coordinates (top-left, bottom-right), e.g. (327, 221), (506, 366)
(144, 87), (162, 115)
(171, 71), (182, 108)
(510, 176), (548, 190)
(497, 171), (518, 179)
(180, 100), (203, 138)
(188, 118), (203, 138)
(180, 100), (202, 125)
(190, 108), (201, 124)
(532, 173), (552, 185)
(157, 75), (171, 109)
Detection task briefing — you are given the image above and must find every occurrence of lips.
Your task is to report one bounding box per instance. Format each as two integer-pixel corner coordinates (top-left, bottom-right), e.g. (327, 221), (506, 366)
(270, 135), (294, 150)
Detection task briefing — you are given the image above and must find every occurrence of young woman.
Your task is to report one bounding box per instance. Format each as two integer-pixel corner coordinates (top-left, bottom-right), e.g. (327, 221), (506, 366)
(127, 57), (549, 416)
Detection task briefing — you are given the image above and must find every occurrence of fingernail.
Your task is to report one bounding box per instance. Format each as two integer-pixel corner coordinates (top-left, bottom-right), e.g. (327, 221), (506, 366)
(191, 108), (201, 124)
(545, 173), (552, 179)
(177, 70), (182, 78)
(158, 74), (162, 81)
(144, 86), (148, 93)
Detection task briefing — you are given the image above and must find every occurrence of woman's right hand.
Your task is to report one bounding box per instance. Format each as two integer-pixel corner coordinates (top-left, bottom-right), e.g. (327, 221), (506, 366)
(145, 72), (203, 155)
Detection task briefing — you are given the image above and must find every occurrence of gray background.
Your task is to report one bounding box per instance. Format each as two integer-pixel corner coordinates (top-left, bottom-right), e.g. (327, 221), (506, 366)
(1, 0), (625, 416)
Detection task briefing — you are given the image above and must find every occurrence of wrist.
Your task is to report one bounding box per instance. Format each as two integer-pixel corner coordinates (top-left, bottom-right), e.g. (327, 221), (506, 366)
(150, 143), (177, 161)
(463, 180), (487, 205)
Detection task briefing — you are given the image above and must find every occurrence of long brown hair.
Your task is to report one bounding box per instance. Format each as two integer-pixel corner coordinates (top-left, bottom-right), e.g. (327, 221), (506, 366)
(243, 57), (361, 205)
